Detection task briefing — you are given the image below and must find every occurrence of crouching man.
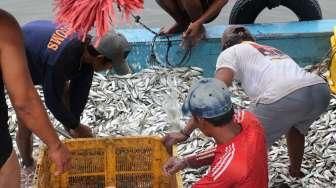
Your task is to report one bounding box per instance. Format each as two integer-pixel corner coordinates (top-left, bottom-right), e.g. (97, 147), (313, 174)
(17, 20), (131, 172)
(163, 78), (268, 188)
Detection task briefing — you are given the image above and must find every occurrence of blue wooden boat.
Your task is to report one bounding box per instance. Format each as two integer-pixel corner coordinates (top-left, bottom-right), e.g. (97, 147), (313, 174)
(119, 20), (336, 77)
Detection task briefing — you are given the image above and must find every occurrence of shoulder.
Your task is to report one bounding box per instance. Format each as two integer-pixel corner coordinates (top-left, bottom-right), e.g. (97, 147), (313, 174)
(62, 39), (84, 59)
(217, 45), (238, 66)
(22, 20), (54, 29)
(0, 9), (19, 29)
(226, 42), (252, 51)
(235, 110), (263, 138)
(22, 20), (55, 36)
(235, 110), (267, 161)
(239, 110), (258, 121)
(52, 39), (84, 66)
(218, 45), (236, 58)
(218, 43), (253, 60)
(237, 110), (264, 135)
(64, 38), (83, 49)
(53, 38), (83, 57)
(0, 9), (22, 46)
(236, 110), (258, 123)
(238, 111), (266, 156)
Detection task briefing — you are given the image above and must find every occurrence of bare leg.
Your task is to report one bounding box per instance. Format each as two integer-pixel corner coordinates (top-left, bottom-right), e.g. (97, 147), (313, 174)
(286, 127), (305, 178)
(178, 0), (206, 48)
(179, 0), (204, 22)
(181, 0), (220, 23)
(155, 0), (190, 34)
(0, 151), (20, 188)
(16, 122), (34, 167)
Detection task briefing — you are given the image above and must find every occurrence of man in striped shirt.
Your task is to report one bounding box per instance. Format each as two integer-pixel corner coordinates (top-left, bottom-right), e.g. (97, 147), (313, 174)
(163, 78), (268, 187)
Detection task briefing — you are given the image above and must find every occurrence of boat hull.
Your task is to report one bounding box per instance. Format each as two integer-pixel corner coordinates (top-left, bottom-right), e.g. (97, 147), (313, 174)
(119, 20), (336, 76)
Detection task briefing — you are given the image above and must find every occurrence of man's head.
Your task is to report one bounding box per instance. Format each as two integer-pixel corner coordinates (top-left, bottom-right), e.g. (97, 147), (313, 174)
(85, 30), (131, 74)
(182, 78), (234, 136)
(221, 25), (255, 51)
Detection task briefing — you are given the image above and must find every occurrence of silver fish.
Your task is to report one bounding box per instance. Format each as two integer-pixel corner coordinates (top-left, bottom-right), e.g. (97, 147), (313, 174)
(9, 66), (336, 187)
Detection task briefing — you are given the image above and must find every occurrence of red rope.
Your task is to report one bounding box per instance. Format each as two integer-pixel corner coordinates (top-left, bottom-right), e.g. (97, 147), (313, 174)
(54, 0), (143, 44)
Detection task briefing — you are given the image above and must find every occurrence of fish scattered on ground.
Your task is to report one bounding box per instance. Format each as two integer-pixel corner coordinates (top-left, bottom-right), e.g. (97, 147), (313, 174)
(8, 66), (336, 188)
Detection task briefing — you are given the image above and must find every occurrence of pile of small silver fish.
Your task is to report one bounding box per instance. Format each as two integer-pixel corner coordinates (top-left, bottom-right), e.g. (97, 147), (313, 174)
(8, 66), (336, 188)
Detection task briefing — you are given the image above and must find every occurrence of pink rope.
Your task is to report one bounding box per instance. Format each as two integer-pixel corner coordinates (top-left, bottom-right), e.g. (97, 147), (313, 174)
(54, 0), (143, 44)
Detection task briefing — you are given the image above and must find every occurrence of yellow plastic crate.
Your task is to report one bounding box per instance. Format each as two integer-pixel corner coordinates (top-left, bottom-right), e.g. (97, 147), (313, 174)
(33, 136), (182, 188)
(328, 26), (336, 94)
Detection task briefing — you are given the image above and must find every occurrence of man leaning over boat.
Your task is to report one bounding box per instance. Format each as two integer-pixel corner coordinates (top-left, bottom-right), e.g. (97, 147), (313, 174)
(163, 25), (331, 180)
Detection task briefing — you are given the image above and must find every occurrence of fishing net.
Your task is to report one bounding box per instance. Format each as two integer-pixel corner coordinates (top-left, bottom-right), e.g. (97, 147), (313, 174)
(54, 0), (143, 45)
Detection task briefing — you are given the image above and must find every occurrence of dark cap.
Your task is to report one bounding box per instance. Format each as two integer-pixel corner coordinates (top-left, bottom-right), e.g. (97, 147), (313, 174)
(96, 30), (131, 61)
(94, 30), (132, 75)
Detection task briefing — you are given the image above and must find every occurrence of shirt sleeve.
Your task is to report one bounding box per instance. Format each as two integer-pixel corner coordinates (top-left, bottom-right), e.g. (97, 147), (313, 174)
(186, 147), (216, 168)
(192, 176), (234, 188)
(215, 47), (239, 73)
(192, 143), (240, 188)
(43, 64), (80, 129)
(192, 162), (238, 188)
(193, 175), (254, 188)
(69, 64), (93, 119)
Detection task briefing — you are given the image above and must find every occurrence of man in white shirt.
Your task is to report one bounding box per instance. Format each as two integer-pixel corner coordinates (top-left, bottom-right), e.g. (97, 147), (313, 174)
(162, 25), (330, 178)
(215, 25), (330, 177)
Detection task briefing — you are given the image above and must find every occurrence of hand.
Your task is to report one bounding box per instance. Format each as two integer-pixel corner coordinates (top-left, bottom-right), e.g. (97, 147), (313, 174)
(181, 22), (205, 48)
(289, 166), (305, 178)
(68, 124), (94, 138)
(163, 157), (188, 176)
(162, 131), (189, 154)
(48, 142), (71, 176)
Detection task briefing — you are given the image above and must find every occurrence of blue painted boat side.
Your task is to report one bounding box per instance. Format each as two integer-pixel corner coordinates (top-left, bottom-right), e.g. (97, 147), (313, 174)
(119, 20), (336, 76)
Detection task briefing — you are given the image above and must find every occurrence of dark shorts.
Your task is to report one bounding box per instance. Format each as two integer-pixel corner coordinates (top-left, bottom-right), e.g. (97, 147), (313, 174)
(0, 125), (12, 168)
(248, 83), (331, 147)
(200, 0), (219, 23)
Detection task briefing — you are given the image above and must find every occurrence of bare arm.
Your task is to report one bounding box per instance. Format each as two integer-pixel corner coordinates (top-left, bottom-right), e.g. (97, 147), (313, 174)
(0, 10), (61, 149)
(0, 10), (69, 174)
(181, 118), (196, 136)
(195, 0), (228, 25)
(163, 147), (216, 175)
(162, 118), (197, 154)
(215, 68), (234, 86)
(0, 10), (70, 173)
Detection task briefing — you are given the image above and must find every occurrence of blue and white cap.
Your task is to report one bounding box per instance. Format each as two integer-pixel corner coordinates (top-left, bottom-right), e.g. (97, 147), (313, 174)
(182, 78), (233, 118)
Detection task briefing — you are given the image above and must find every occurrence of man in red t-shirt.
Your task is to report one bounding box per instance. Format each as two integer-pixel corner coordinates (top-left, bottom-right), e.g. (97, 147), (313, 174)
(163, 78), (268, 187)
